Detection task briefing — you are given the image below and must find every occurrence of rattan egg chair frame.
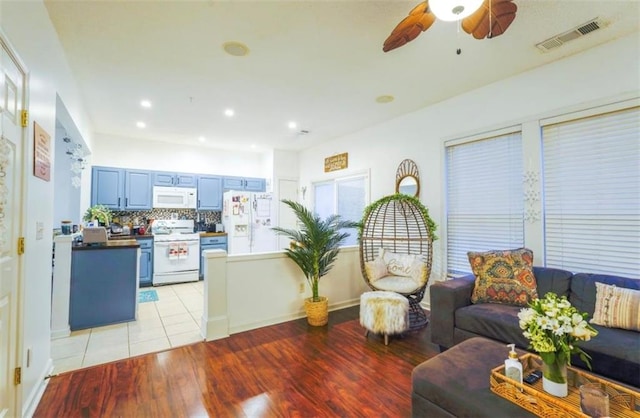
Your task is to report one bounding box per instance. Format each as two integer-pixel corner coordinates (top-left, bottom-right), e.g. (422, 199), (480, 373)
(359, 194), (436, 330)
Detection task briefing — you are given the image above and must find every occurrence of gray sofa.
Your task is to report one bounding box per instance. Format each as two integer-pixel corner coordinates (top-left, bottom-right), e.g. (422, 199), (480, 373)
(429, 266), (640, 388)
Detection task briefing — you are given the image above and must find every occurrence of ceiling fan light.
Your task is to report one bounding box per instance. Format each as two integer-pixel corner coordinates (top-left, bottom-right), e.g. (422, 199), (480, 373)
(430, 0), (484, 22)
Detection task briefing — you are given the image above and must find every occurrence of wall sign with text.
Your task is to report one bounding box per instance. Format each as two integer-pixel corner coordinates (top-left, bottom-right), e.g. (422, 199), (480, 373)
(33, 121), (51, 181)
(324, 152), (348, 172)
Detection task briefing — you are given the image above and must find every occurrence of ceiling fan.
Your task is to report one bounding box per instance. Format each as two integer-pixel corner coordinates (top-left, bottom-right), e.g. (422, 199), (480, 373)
(383, 0), (518, 52)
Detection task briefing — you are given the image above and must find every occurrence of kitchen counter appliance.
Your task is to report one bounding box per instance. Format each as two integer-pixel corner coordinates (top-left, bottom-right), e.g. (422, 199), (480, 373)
(152, 219), (200, 285)
(82, 227), (108, 245)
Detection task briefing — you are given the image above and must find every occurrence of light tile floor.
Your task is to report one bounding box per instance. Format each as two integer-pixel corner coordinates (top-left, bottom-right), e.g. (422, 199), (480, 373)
(51, 281), (205, 374)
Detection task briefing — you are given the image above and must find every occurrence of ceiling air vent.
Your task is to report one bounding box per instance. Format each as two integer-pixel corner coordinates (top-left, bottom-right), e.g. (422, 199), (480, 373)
(536, 17), (604, 52)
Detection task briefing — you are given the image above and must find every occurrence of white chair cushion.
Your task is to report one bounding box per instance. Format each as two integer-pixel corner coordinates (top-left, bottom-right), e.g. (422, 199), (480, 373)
(371, 274), (421, 293)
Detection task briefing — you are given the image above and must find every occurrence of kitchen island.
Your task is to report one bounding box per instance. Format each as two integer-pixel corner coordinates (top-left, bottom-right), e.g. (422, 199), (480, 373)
(70, 239), (140, 330)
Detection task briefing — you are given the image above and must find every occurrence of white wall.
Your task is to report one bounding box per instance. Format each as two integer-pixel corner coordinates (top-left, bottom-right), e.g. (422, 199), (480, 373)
(225, 248), (367, 333)
(91, 133), (270, 178)
(298, 33), (640, 287)
(53, 126), (82, 227)
(0, 1), (94, 415)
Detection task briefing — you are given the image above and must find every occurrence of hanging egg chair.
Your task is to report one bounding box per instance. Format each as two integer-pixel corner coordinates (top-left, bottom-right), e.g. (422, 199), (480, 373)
(359, 193), (437, 329)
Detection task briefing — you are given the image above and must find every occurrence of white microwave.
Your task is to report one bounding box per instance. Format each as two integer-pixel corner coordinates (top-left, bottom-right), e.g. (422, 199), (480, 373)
(152, 186), (197, 209)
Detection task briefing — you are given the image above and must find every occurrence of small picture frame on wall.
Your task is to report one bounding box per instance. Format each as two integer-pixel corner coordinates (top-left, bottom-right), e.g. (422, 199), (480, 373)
(33, 121), (51, 181)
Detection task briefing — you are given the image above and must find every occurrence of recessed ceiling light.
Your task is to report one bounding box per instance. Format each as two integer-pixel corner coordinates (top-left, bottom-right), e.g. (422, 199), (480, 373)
(198, 136), (206, 143)
(288, 121), (297, 130)
(136, 121), (146, 128)
(140, 100), (152, 108)
(224, 109), (235, 117)
(376, 95), (394, 104)
(251, 144), (256, 149)
(223, 41), (250, 57)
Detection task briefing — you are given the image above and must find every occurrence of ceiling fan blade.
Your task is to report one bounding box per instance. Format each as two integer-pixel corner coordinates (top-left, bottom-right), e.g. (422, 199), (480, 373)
(383, 1), (436, 52)
(461, 0), (517, 40)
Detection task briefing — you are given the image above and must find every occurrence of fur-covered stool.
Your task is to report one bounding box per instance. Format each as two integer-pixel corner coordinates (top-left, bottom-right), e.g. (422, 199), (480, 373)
(359, 291), (409, 345)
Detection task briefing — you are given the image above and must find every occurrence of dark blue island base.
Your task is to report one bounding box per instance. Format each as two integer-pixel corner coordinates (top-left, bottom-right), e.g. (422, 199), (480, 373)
(70, 240), (140, 331)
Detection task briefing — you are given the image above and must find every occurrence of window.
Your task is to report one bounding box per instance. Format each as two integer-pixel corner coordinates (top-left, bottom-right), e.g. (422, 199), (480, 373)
(541, 106), (640, 278)
(313, 173), (368, 246)
(445, 130), (524, 276)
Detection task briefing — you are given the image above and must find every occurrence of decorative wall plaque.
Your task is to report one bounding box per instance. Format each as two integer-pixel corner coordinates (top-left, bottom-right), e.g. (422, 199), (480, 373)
(33, 121), (51, 181)
(324, 152), (348, 172)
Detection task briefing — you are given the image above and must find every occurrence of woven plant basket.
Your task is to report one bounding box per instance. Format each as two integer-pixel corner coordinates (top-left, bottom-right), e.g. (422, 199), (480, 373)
(304, 296), (328, 326)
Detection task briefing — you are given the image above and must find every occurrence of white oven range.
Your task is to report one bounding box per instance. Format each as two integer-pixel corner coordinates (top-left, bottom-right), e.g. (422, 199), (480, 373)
(152, 219), (200, 285)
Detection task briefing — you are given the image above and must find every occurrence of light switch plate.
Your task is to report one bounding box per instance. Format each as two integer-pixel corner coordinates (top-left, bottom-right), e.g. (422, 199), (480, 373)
(36, 221), (44, 240)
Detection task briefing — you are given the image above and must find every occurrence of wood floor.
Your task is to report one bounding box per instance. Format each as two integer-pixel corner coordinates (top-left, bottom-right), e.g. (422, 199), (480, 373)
(35, 306), (440, 417)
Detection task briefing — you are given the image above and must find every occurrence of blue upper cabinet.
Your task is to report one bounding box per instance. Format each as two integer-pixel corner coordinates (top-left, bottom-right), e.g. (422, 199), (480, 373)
(124, 170), (152, 210)
(153, 171), (197, 188)
(222, 176), (244, 190)
(153, 171), (175, 187)
(91, 166), (124, 210)
(244, 177), (266, 192)
(197, 175), (223, 210)
(175, 173), (197, 187)
(92, 166), (264, 211)
(223, 176), (266, 192)
(92, 166), (152, 210)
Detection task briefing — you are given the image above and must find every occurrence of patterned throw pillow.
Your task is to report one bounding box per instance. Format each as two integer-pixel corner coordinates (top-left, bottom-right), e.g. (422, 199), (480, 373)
(468, 248), (538, 306)
(591, 282), (640, 332)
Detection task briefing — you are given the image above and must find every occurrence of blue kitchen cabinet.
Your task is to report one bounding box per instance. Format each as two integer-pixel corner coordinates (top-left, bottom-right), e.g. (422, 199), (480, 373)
(91, 166), (124, 210)
(69, 245), (138, 330)
(91, 166), (152, 210)
(153, 171), (197, 187)
(200, 235), (227, 279)
(223, 176), (266, 192)
(124, 170), (152, 210)
(197, 175), (223, 210)
(243, 177), (266, 192)
(137, 237), (153, 287)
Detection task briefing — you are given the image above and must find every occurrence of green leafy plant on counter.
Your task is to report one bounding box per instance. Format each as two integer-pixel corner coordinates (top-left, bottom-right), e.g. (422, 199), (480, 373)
(83, 204), (113, 226)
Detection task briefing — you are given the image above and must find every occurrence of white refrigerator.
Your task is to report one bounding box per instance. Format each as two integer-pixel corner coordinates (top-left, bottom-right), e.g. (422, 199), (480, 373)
(222, 191), (279, 255)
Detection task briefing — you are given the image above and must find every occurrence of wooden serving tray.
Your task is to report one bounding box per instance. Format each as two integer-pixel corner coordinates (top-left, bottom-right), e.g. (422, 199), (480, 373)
(490, 353), (640, 418)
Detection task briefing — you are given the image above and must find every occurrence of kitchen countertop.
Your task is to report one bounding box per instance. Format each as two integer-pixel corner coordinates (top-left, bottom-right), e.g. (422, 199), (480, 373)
(73, 239), (140, 250)
(108, 234), (154, 241)
(106, 232), (228, 240)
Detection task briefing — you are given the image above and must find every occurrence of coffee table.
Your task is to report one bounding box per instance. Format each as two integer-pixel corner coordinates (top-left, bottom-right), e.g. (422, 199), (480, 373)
(412, 337), (536, 417)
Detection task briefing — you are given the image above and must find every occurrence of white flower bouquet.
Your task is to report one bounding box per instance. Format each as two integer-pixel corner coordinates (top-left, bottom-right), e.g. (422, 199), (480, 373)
(518, 292), (598, 384)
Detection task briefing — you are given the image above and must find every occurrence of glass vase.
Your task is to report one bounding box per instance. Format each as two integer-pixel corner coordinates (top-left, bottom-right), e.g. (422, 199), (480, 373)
(541, 355), (568, 397)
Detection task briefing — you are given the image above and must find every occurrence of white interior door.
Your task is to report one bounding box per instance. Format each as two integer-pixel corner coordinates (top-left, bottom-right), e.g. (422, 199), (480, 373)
(276, 178), (299, 251)
(0, 35), (25, 418)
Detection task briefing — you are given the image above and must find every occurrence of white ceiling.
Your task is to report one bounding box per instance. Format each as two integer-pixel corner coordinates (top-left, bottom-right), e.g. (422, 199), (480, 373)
(44, 0), (640, 153)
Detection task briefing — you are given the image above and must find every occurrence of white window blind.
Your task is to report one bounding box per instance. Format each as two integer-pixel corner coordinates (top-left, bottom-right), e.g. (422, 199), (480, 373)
(446, 132), (524, 275)
(313, 174), (368, 247)
(336, 177), (366, 246)
(542, 106), (640, 278)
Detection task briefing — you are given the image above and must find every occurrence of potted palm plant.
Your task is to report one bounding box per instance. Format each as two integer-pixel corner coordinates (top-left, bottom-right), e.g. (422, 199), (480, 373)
(272, 199), (360, 326)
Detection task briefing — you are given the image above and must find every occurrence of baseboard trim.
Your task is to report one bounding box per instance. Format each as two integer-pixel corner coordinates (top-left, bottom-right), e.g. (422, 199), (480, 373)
(22, 358), (53, 418)
(229, 299), (360, 335)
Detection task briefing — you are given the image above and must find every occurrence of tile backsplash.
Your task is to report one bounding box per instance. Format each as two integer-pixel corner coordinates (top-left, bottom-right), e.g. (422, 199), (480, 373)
(111, 209), (221, 228)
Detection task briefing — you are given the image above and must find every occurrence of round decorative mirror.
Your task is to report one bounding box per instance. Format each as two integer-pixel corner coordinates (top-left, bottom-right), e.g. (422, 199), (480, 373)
(396, 159), (420, 197)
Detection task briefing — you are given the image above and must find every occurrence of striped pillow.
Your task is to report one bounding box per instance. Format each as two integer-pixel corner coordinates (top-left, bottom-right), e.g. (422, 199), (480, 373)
(590, 282), (640, 332)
